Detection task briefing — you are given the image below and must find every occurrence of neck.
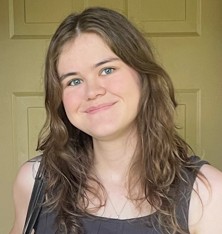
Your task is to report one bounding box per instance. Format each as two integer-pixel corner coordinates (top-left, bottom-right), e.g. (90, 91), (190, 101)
(87, 131), (146, 219)
(93, 130), (138, 182)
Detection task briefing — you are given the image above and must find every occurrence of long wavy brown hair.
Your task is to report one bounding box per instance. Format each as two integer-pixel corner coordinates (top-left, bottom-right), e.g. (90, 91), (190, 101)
(38, 7), (201, 233)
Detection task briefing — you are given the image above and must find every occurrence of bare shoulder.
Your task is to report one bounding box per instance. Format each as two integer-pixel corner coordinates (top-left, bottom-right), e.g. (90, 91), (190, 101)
(189, 164), (222, 234)
(9, 157), (41, 234)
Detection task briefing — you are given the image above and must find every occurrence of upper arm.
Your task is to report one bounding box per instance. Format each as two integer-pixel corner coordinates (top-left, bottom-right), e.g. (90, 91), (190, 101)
(9, 161), (39, 234)
(189, 164), (222, 234)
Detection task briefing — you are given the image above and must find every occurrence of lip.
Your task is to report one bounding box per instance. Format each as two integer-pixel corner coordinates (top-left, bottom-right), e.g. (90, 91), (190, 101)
(85, 102), (116, 114)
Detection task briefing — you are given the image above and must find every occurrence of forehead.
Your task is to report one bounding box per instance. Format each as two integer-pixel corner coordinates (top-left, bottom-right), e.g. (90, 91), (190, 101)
(60, 33), (114, 60)
(57, 33), (116, 72)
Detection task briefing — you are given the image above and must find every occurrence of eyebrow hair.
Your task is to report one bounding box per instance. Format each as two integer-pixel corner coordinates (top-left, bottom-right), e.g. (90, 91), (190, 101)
(59, 57), (120, 81)
(94, 57), (120, 68)
(59, 72), (78, 81)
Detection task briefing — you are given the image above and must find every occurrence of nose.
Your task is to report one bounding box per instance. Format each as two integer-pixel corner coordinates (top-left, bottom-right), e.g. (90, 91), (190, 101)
(86, 78), (106, 100)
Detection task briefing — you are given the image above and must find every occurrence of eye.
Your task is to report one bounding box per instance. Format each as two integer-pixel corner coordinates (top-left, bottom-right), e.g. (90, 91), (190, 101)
(100, 68), (115, 76)
(67, 78), (83, 86)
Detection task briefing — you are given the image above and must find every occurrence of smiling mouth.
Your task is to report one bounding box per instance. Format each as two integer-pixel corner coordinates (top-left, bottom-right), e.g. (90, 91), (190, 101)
(85, 102), (116, 114)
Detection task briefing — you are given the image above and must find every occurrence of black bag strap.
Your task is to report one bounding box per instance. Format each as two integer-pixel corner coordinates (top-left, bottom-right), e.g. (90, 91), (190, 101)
(23, 157), (45, 234)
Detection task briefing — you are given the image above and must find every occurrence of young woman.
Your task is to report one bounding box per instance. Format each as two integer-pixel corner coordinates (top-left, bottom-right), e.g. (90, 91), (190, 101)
(10, 7), (222, 234)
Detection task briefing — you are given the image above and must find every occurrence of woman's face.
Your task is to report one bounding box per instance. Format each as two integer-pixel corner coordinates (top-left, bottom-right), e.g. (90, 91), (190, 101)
(58, 33), (140, 141)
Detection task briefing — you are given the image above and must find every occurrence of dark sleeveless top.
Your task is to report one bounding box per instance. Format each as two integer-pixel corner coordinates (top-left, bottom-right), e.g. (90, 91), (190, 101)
(33, 156), (208, 234)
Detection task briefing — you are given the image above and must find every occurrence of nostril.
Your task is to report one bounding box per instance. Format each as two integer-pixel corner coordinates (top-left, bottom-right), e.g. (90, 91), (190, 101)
(86, 82), (106, 100)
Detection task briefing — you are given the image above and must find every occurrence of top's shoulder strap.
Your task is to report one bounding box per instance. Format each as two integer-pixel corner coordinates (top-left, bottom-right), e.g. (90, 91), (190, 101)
(23, 155), (45, 234)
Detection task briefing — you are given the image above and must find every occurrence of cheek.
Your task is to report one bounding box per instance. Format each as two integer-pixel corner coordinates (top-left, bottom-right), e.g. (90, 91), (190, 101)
(62, 90), (80, 113)
(112, 72), (140, 97)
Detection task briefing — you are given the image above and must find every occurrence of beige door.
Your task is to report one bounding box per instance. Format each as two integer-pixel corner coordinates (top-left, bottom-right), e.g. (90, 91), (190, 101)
(1, 0), (221, 232)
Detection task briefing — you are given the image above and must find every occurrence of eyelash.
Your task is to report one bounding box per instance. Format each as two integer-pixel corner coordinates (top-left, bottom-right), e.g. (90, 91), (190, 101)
(67, 78), (83, 86)
(100, 67), (115, 76)
(63, 67), (115, 87)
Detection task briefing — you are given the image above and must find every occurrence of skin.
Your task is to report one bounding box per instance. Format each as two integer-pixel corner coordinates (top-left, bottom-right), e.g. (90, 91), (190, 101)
(59, 33), (141, 143)
(10, 33), (222, 233)
(10, 162), (37, 234)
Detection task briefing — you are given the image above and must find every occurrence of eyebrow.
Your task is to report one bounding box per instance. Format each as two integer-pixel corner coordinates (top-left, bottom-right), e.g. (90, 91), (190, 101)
(59, 72), (78, 81)
(94, 57), (120, 68)
(59, 57), (120, 81)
